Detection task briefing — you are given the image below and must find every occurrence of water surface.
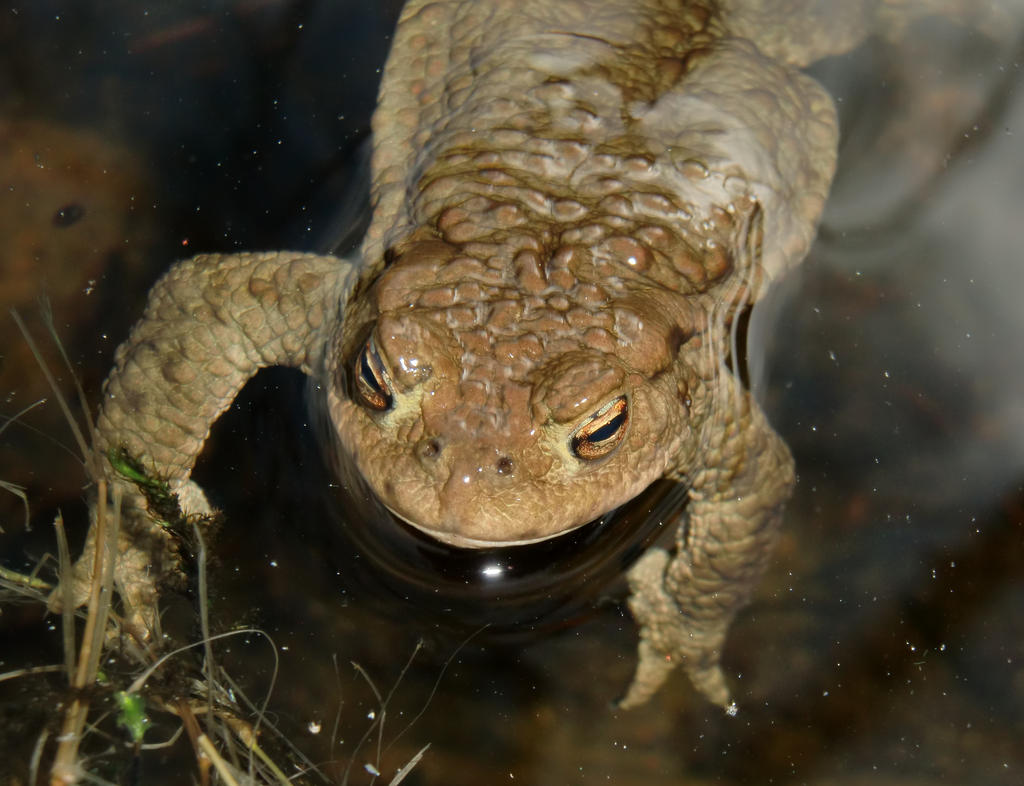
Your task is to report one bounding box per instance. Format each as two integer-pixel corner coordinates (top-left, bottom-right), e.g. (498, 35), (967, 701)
(1, 3), (1022, 784)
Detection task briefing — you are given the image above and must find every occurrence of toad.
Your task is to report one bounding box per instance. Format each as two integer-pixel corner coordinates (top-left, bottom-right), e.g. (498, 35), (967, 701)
(59, 0), (1000, 709)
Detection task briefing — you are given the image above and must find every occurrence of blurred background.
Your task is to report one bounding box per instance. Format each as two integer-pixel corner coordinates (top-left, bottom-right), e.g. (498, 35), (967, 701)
(0, 2), (1022, 783)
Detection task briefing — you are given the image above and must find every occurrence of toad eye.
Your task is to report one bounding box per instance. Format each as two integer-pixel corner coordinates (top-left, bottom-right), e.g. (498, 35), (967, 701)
(570, 395), (629, 461)
(354, 337), (393, 411)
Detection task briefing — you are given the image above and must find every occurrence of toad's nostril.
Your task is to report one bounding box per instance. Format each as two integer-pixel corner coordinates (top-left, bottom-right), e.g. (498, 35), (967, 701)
(420, 438), (443, 460)
(496, 456), (514, 475)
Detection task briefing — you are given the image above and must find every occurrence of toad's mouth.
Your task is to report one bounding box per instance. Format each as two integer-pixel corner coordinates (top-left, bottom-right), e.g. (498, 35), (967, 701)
(383, 503), (583, 549)
(326, 472), (685, 633)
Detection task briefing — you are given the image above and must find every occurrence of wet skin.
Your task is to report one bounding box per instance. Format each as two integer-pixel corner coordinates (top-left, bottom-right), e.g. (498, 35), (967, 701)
(62, 0), (1001, 707)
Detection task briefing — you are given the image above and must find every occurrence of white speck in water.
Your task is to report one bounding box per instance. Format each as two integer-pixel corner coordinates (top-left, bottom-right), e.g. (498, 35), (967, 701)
(463, 475), (471, 484)
(269, 560), (278, 568)
(307, 720), (322, 734)
(83, 280), (95, 295)
(367, 710), (376, 720)
(481, 563), (503, 578)
(364, 763), (380, 776)
(725, 702), (738, 717)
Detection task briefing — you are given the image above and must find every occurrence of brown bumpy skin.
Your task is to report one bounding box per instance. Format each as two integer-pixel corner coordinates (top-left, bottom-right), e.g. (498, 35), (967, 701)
(63, 0), (994, 704)
(94, 252), (352, 481)
(331, 0), (835, 705)
(58, 252), (354, 626)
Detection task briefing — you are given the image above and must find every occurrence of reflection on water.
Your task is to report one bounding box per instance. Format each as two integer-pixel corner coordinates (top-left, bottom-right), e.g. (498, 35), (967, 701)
(323, 448), (685, 636)
(1, 2), (1023, 784)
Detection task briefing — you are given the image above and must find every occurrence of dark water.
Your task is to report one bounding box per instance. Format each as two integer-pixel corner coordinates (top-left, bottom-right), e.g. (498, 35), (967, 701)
(1, 2), (1022, 784)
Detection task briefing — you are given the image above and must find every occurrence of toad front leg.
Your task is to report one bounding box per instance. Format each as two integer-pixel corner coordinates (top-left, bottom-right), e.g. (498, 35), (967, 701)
(621, 373), (794, 709)
(53, 251), (357, 631)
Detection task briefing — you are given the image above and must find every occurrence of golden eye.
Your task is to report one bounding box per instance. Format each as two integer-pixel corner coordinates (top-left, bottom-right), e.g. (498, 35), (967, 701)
(570, 395), (629, 461)
(354, 337), (393, 411)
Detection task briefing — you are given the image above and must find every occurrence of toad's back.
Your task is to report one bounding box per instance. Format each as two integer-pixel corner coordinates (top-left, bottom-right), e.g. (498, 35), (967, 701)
(326, 0), (837, 545)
